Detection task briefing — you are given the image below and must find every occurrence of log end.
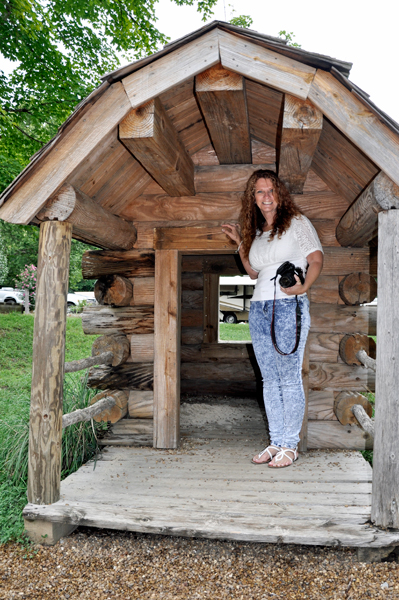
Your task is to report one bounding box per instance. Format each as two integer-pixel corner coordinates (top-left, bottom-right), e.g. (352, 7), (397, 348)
(334, 391), (373, 425)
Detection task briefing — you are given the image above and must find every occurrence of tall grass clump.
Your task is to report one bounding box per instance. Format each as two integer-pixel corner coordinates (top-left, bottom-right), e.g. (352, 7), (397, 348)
(0, 371), (107, 543)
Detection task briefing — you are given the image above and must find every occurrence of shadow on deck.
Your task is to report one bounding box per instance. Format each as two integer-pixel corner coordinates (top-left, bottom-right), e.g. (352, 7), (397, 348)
(23, 399), (399, 551)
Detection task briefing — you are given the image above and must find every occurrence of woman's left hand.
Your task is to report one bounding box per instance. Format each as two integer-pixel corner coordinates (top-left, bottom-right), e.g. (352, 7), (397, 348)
(281, 275), (307, 296)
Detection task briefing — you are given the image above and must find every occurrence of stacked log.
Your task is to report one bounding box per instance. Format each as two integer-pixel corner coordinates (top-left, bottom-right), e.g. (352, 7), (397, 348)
(89, 390), (129, 423)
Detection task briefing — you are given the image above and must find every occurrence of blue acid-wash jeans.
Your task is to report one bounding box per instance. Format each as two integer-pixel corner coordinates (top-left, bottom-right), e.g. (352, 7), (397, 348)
(249, 296), (311, 449)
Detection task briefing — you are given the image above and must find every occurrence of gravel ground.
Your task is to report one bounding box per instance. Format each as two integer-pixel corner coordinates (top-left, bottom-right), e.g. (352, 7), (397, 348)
(1, 528), (399, 599)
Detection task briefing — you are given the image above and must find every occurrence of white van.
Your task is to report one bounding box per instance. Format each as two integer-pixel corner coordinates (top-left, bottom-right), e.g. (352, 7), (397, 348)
(219, 276), (255, 323)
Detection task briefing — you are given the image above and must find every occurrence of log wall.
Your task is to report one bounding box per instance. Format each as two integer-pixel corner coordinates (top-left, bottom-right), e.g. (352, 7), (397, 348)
(82, 165), (376, 450)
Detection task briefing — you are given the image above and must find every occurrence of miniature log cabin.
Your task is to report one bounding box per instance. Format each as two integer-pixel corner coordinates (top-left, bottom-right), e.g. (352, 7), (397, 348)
(1, 22), (398, 541)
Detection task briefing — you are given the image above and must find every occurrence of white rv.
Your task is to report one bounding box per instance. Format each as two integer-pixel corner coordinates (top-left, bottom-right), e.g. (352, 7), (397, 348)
(219, 275), (255, 323)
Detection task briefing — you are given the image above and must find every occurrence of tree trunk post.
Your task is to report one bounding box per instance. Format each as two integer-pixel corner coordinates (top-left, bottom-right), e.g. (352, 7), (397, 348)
(27, 221), (72, 505)
(371, 210), (399, 529)
(153, 250), (181, 449)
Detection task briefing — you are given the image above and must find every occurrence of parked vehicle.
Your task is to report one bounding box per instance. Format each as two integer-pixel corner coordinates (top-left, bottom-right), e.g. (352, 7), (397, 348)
(67, 291), (96, 311)
(219, 276), (255, 323)
(0, 287), (25, 305)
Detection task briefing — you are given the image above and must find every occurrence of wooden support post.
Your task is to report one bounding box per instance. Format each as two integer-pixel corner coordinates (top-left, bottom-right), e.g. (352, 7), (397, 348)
(278, 95), (323, 194)
(371, 210), (399, 529)
(203, 273), (219, 343)
(27, 221), (72, 505)
(195, 64), (251, 164)
(119, 99), (195, 197)
(153, 250), (181, 449)
(336, 173), (399, 247)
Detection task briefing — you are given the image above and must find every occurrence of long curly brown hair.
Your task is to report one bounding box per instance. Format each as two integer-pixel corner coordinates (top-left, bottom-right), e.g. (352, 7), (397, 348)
(239, 169), (301, 257)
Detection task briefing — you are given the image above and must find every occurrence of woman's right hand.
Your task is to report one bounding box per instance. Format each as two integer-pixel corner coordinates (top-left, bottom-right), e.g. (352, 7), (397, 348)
(221, 223), (242, 246)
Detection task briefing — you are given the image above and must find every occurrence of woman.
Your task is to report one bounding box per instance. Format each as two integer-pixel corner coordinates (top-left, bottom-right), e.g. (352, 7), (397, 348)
(222, 170), (323, 468)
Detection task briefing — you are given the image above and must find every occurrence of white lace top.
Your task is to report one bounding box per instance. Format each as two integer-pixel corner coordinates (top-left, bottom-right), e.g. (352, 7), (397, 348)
(249, 215), (323, 301)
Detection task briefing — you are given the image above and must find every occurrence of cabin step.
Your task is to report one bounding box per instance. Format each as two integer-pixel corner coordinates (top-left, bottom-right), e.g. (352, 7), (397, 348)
(99, 418), (153, 446)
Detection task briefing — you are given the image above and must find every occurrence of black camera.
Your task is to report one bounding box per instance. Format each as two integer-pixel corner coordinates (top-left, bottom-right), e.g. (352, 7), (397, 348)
(276, 261), (304, 288)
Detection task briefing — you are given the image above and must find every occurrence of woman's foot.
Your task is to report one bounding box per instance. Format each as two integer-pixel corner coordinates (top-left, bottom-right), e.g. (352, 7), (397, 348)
(251, 445), (280, 464)
(268, 447), (298, 468)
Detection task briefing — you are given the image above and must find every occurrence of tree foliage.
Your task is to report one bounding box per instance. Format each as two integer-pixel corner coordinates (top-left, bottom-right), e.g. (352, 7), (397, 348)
(278, 30), (301, 48)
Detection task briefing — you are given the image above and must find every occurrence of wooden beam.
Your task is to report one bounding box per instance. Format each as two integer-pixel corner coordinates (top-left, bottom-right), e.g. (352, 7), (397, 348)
(278, 95), (322, 194)
(153, 250), (181, 449)
(0, 82), (131, 224)
(308, 70), (399, 188)
(122, 29), (219, 109)
(371, 210), (399, 529)
(120, 98), (195, 197)
(203, 273), (220, 343)
(195, 64), (251, 164)
(219, 30), (316, 100)
(82, 249), (155, 279)
(27, 221), (72, 505)
(36, 184), (137, 250)
(336, 172), (399, 247)
(154, 226), (234, 251)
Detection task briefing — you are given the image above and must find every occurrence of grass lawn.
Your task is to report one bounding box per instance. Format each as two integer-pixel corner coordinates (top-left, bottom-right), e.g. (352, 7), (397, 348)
(0, 313), (101, 543)
(219, 322), (251, 341)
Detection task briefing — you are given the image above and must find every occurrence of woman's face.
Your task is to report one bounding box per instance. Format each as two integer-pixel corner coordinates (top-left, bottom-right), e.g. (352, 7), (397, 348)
(254, 178), (278, 220)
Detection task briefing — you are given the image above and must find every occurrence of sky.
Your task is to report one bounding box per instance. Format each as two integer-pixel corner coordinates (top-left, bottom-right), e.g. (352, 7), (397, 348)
(154, 0), (399, 124)
(1, 0), (398, 123)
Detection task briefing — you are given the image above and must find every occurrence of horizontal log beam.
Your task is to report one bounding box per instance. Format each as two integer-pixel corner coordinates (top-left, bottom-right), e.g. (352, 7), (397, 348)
(82, 306), (154, 335)
(36, 184), (137, 250)
(62, 396), (116, 429)
(82, 249), (155, 279)
(154, 226), (234, 251)
(278, 95), (322, 194)
(92, 334), (130, 367)
(195, 64), (251, 164)
(120, 98), (195, 197)
(87, 363), (153, 390)
(89, 389), (128, 423)
(336, 172), (399, 247)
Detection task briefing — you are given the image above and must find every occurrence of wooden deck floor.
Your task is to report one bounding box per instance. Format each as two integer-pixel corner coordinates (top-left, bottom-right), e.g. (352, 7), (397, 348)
(24, 400), (399, 548)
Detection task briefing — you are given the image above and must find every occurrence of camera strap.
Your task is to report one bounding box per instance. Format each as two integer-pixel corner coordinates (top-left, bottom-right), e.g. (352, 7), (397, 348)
(270, 277), (302, 356)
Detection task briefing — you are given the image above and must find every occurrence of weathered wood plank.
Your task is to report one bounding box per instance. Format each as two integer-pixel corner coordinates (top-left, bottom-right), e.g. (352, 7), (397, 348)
(311, 119), (378, 204)
(308, 390), (337, 421)
(195, 64), (251, 164)
(309, 71), (399, 188)
(336, 172), (399, 247)
(246, 79), (283, 147)
(310, 304), (376, 335)
(129, 277), (155, 306)
(181, 289), (203, 310)
(309, 276), (343, 304)
(371, 210), (399, 528)
(278, 95), (322, 194)
(154, 250), (181, 449)
(120, 98), (195, 196)
(154, 226), (234, 251)
(308, 421), (373, 450)
(309, 362), (375, 392)
(194, 164), (274, 193)
(122, 29), (219, 109)
(27, 222), (72, 505)
(128, 391), (153, 419)
(82, 249), (155, 279)
(0, 83), (132, 224)
(87, 363), (153, 390)
(129, 334), (154, 363)
(82, 306), (154, 335)
(219, 30), (315, 100)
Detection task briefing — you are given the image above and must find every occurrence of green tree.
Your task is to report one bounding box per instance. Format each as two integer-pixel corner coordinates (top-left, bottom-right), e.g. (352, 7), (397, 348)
(278, 30), (301, 48)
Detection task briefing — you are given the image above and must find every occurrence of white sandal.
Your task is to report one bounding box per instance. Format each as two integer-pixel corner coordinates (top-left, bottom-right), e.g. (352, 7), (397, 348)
(268, 447), (298, 468)
(251, 445), (280, 465)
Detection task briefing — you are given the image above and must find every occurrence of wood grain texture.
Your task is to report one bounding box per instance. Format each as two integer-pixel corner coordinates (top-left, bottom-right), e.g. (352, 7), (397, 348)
(82, 306), (154, 335)
(91, 334), (130, 367)
(311, 119), (378, 204)
(309, 71), (399, 187)
(153, 250), (181, 449)
(336, 172), (399, 247)
(128, 391), (154, 419)
(36, 184), (137, 250)
(371, 210), (399, 528)
(278, 95), (322, 194)
(27, 221), (72, 505)
(122, 29), (219, 109)
(307, 421), (373, 450)
(195, 64), (251, 164)
(129, 334), (154, 363)
(338, 273), (378, 305)
(154, 226), (235, 251)
(246, 79), (283, 148)
(195, 164), (274, 193)
(120, 98), (195, 197)
(94, 275), (133, 306)
(334, 391), (372, 426)
(309, 362), (375, 392)
(87, 363), (153, 391)
(129, 277), (155, 306)
(89, 390), (128, 423)
(0, 83), (132, 224)
(82, 249), (155, 279)
(310, 304), (376, 335)
(308, 276), (343, 304)
(203, 273), (220, 343)
(219, 30), (315, 100)
(308, 390), (337, 421)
